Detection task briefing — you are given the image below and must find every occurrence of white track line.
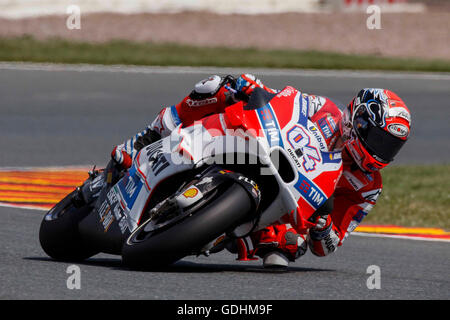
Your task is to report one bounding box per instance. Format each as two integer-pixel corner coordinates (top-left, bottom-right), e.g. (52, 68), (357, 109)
(2, 201), (448, 243)
(0, 202), (47, 211)
(352, 232), (450, 243)
(1, 62), (450, 81)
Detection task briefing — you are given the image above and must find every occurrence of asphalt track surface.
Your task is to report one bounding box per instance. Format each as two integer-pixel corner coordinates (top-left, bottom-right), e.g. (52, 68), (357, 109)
(0, 63), (449, 300)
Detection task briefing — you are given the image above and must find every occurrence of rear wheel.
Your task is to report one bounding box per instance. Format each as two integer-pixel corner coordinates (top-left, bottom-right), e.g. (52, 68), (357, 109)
(122, 182), (254, 268)
(39, 190), (98, 261)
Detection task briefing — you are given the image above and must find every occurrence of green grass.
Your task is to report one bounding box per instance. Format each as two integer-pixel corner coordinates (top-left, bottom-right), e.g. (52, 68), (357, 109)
(366, 165), (450, 230)
(1, 36), (450, 72)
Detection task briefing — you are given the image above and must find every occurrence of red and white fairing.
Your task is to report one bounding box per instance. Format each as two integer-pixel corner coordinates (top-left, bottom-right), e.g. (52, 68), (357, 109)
(114, 86), (343, 235)
(219, 86), (343, 233)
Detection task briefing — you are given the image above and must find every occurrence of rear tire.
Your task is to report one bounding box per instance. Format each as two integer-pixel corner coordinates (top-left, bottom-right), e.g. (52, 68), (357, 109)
(39, 190), (98, 261)
(122, 183), (253, 268)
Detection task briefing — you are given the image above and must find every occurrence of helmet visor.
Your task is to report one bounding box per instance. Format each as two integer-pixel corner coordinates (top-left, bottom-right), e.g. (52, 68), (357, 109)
(353, 105), (405, 163)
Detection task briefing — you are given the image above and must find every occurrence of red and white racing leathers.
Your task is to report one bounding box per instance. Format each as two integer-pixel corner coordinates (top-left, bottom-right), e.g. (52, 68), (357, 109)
(305, 93), (382, 256)
(113, 74), (382, 259)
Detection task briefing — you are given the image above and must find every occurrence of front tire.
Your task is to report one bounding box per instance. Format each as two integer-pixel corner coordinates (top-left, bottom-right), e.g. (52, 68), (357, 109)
(122, 183), (254, 268)
(39, 190), (98, 261)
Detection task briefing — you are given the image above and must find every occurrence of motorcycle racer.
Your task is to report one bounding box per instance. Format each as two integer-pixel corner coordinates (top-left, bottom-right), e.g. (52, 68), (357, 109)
(111, 74), (411, 267)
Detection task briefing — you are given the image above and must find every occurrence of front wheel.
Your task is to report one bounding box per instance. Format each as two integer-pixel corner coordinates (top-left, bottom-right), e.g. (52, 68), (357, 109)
(39, 190), (98, 261)
(122, 182), (254, 268)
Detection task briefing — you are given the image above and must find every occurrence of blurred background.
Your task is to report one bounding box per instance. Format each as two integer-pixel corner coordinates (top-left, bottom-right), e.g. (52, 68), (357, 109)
(0, 0), (449, 61)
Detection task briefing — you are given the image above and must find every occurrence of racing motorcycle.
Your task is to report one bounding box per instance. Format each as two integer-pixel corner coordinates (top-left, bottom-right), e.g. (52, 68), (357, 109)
(39, 86), (342, 268)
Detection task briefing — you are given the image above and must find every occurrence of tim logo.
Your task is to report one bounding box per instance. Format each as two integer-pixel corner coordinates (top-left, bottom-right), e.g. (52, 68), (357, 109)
(125, 178), (137, 197)
(258, 105), (281, 147)
(287, 125), (320, 172)
(119, 168), (143, 210)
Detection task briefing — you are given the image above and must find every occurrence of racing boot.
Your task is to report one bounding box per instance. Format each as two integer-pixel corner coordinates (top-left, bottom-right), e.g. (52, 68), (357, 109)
(252, 224), (307, 268)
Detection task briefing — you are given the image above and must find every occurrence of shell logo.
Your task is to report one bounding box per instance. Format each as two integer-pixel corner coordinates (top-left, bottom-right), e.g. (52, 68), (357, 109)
(183, 188), (199, 199)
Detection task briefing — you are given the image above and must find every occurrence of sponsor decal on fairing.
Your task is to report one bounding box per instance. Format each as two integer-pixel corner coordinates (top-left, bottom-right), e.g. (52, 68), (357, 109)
(293, 173), (327, 210)
(287, 125), (321, 172)
(118, 166), (143, 210)
(256, 104), (283, 148)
